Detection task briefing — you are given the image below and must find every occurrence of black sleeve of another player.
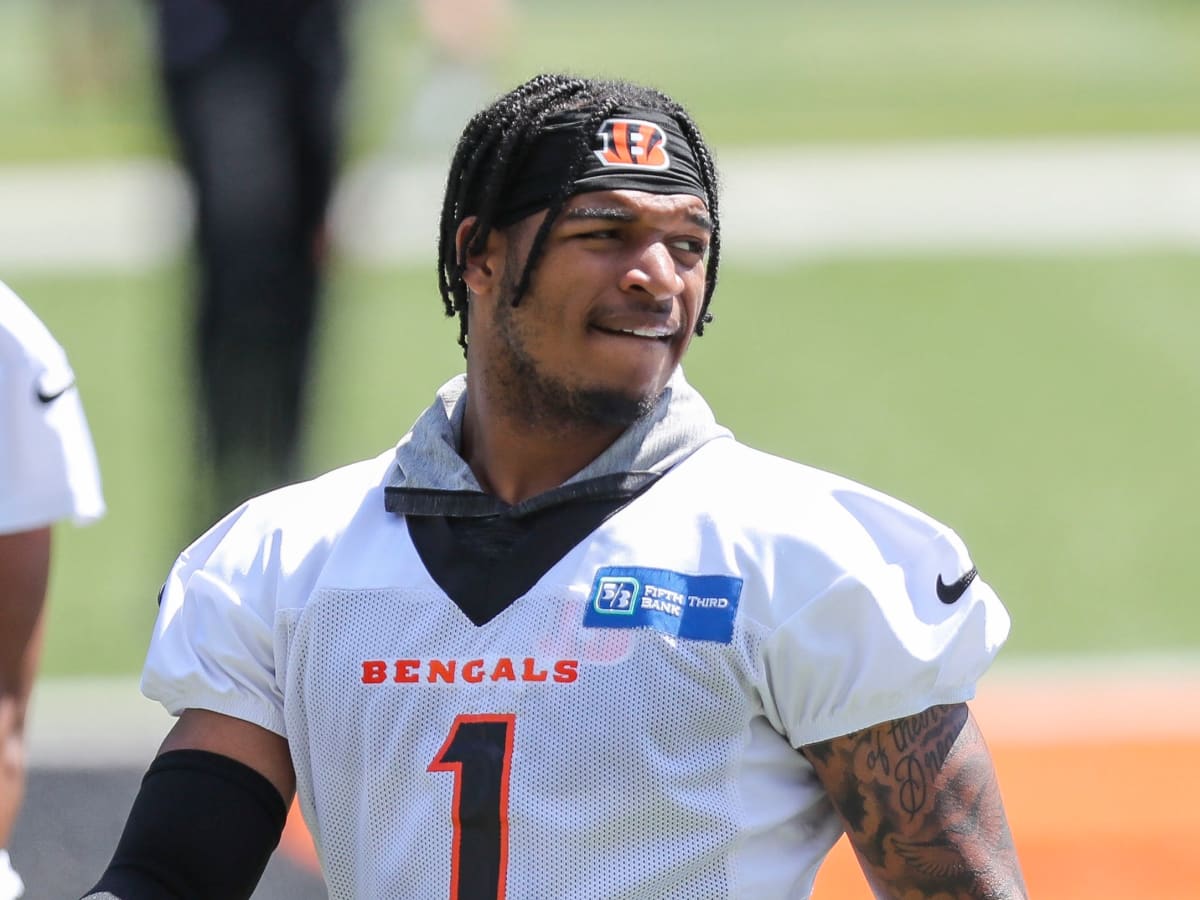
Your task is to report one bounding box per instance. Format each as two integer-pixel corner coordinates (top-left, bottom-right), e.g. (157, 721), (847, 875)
(81, 748), (288, 900)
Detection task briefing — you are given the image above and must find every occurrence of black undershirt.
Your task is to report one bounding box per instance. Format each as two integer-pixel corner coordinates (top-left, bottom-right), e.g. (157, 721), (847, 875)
(405, 490), (648, 626)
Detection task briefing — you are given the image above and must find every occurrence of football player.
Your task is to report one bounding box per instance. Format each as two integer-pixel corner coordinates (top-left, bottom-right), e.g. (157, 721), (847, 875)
(1, 282), (105, 900)
(85, 75), (1027, 899)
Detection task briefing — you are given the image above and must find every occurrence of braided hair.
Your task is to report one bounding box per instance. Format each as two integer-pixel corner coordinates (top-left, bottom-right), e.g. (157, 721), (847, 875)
(437, 73), (722, 354)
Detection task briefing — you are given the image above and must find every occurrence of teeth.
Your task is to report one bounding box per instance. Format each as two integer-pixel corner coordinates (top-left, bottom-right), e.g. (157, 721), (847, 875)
(621, 327), (671, 338)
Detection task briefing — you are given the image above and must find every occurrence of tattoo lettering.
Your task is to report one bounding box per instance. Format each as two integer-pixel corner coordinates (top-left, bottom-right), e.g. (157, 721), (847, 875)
(895, 753), (926, 821)
(888, 705), (946, 754)
(924, 727), (957, 776)
(802, 703), (1028, 899)
(866, 729), (891, 776)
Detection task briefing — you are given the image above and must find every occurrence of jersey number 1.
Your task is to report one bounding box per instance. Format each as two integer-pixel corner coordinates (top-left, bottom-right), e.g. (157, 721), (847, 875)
(428, 714), (515, 899)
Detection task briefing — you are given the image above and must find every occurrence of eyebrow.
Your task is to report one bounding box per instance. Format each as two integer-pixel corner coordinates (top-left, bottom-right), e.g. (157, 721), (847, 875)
(562, 206), (714, 233)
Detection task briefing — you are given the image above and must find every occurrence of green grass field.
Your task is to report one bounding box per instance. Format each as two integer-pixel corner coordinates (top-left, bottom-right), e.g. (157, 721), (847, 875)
(12, 254), (1200, 675)
(2, 0), (1199, 162)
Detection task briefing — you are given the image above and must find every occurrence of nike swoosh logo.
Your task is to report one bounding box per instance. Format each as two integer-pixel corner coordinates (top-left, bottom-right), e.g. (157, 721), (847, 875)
(35, 377), (75, 404)
(936, 567), (978, 604)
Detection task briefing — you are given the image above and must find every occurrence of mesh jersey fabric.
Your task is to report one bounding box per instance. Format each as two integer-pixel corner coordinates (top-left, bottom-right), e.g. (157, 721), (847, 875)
(143, 433), (1009, 898)
(0, 281), (105, 534)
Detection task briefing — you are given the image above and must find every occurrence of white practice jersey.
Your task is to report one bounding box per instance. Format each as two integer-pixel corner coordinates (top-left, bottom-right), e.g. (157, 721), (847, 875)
(144, 437), (1009, 899)
(0, 282), (105, 534)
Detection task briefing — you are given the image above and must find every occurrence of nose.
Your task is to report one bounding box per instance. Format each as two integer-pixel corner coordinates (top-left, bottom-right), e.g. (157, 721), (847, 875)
(619, 241), (685, 302)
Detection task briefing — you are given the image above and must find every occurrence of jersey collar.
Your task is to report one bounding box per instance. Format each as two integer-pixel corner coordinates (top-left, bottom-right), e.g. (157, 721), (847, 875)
(384, 369), (731, 519)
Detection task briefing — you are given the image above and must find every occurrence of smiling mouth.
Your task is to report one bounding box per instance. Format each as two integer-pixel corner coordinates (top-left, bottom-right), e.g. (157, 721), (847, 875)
(590, 324), (676, 341)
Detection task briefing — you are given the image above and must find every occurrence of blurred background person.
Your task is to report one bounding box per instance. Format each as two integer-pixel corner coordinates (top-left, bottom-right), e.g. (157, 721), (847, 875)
(149, 0), (512, 524)
(0, 282), (105, 900)
(44, 0), (132, 101)
(150, 0), (351, 522)
(394, 0), (513, 156)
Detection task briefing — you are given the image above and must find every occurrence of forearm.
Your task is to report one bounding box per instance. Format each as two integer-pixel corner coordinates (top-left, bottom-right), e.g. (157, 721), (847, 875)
(803, 703), (1028, 899)
(0, 527), (52, 845)
(0, 528), (52, 707)
(83, 749), (288, 900)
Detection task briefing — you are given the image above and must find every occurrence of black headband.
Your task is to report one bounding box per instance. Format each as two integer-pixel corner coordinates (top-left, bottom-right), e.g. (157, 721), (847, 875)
(492, 107), (708, 227)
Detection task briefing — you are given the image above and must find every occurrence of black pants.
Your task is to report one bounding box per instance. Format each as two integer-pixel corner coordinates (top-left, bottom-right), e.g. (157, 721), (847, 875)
(158, 8), (346, 515)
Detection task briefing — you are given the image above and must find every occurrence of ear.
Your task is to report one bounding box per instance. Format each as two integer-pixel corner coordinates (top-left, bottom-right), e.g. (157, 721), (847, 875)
(456, 216), (507, 299)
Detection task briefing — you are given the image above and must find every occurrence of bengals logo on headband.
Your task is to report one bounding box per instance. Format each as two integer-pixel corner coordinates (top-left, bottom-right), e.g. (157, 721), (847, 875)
(594, 118), (670, 170)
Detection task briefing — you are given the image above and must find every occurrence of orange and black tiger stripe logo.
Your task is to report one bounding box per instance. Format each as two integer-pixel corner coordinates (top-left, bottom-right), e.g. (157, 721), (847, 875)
(594, 118), (670, 170)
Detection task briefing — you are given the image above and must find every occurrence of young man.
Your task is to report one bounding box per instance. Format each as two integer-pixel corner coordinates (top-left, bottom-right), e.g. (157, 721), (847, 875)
(86, 75), (1027, 899)
(1, 282), (106, 900)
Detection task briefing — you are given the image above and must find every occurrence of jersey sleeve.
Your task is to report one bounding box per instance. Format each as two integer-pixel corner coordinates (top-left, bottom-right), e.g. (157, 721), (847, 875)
(0, 289), (105, 534)
(140, 452), (393, 738)
(140, 505), (289, 737)
(759, 484), (1011, 747)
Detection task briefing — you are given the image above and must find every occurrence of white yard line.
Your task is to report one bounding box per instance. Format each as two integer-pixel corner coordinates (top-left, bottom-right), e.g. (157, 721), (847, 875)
(0, 160), (190, 271)
(26, 654), (1200, 768)
(2, 136), (1200, 271)
(720, 136), (1200, 261)
(332, 136), (1200, 263)
(26, 676), (172, 768)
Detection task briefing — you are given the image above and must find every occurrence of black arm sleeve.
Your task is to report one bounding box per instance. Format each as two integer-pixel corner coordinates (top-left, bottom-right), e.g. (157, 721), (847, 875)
(82, 748), (289, 900)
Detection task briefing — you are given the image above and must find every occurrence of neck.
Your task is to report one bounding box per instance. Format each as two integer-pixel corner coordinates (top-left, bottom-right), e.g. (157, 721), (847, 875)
(460, 388), (627, 506)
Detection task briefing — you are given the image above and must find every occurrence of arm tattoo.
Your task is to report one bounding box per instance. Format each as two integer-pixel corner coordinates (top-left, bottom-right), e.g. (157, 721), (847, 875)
(802, 703), (1028, 899)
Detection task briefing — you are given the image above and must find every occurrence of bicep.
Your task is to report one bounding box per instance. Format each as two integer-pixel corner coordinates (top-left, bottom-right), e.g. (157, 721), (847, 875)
(159, 708), (296, 804)
(802, 703), (1027, 899)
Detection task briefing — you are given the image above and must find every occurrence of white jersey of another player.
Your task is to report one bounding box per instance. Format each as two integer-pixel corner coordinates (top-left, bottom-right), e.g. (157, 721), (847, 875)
(1, 281), (105, 900)
(0, 282), (105, 533)
(143, 375), (1008, 899)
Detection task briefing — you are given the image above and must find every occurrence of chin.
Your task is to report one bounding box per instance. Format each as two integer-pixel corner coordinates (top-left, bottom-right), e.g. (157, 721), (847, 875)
(498, 333), (669, 431)
(569, 384), (659, 429)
